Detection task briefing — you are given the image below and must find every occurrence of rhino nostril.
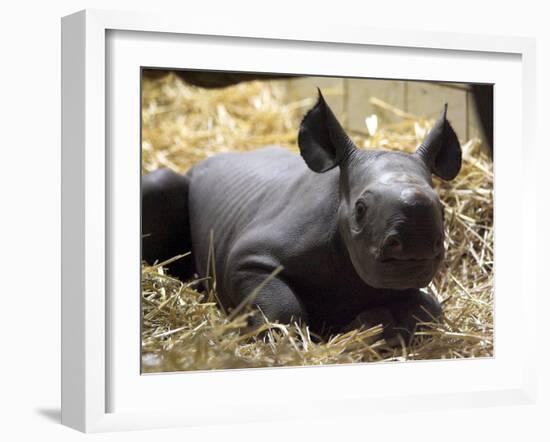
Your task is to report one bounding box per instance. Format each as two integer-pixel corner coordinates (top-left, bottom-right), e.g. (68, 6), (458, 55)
(382, 234), (402, 254)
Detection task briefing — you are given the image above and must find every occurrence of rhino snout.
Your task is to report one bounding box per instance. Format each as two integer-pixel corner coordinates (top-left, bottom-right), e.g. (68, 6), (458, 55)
(379, 231), (444, 262)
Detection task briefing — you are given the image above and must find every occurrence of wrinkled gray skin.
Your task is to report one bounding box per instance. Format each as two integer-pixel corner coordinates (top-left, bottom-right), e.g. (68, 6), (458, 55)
(142, 90), (462, 343)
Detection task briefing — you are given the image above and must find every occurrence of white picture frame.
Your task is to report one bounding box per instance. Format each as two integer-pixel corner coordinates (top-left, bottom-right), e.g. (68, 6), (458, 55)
(61, 9), (538, 433)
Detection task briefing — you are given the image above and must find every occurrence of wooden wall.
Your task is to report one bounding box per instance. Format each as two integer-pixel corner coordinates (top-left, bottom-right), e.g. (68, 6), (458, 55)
(285, 77), (482, 143)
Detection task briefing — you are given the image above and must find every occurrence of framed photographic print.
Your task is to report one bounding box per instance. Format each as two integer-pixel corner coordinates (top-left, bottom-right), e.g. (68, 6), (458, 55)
(61, 9), (537, 433)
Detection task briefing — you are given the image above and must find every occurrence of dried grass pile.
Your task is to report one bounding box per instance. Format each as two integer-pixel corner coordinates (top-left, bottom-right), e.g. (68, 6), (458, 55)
(141, 73), (493, 373)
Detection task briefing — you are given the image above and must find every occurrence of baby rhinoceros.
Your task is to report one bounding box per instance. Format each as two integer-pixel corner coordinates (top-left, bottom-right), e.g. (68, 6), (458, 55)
(142, 90), (462, 344)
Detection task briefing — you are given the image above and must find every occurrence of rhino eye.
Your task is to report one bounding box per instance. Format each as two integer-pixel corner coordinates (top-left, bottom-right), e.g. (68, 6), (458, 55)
(355, 201), (367, 222)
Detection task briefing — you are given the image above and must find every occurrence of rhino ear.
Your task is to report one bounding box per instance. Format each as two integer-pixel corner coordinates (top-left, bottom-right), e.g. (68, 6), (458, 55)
(415, 104), (462, 180)
(298, 89), (356, 173)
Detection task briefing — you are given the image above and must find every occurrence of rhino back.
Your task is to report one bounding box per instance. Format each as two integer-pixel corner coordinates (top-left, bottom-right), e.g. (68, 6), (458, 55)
(188, 146), (312, 278)
(188, 147), (337, 289)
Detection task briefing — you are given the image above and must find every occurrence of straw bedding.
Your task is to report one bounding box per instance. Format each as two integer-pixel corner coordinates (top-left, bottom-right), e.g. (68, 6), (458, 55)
(141, 73), (493, 373)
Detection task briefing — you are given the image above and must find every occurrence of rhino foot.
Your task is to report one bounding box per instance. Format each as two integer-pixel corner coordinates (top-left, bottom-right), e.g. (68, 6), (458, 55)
(349, 289), (443, 347)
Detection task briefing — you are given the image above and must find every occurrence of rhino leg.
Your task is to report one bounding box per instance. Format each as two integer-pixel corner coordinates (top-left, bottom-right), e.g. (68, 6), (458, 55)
(227, 268), (308, 330)
(142, 168), (195, 280)
(350, 290), (442, 346)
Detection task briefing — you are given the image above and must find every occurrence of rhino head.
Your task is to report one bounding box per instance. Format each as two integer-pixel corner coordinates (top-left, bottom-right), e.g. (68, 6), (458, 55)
(298, 90), (462, 290)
